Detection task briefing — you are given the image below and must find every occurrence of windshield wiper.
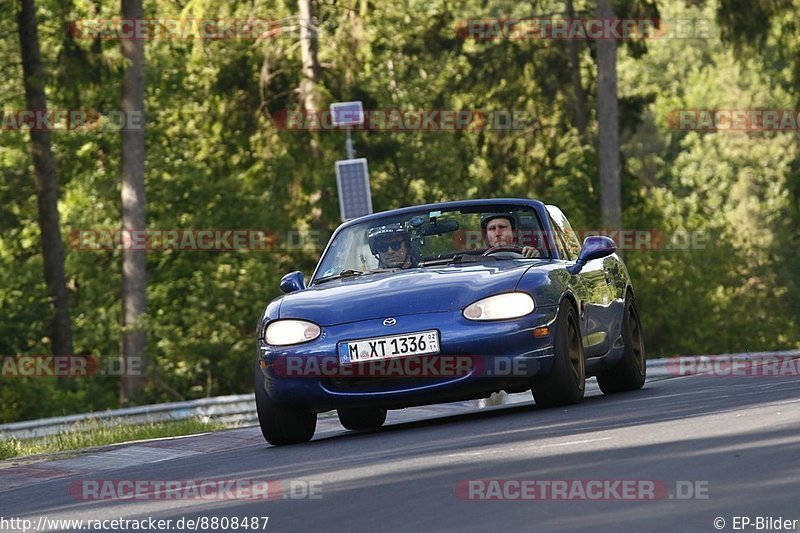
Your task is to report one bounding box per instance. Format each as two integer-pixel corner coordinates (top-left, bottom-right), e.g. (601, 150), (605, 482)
(419, 254), (479, 267)
(313, 268), (395, 285)
(313, 269), (366, 284)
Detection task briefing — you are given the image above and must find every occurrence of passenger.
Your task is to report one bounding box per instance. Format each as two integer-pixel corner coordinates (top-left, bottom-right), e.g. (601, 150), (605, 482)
(368, 223), (417, 268)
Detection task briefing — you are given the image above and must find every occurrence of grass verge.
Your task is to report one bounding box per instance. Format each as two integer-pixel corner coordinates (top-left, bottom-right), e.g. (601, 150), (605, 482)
(0, 418), (226, 461)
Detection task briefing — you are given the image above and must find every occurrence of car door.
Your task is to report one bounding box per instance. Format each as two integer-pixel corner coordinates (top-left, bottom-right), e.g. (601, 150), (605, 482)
(546, 206), (612, 358)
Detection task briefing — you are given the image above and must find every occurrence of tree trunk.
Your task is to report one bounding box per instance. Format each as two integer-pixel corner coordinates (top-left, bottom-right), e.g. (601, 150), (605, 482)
(120, 0), (148, 405)
(298, 0), (321, 158)
(566, 0), (588, 137)
(595, 0), (622, 229)
(298, 0), (333, 231)
(17, 0), (74, 358)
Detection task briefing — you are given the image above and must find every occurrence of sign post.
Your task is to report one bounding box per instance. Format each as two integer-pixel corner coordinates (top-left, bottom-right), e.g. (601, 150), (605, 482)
(331, 101), (371, 221)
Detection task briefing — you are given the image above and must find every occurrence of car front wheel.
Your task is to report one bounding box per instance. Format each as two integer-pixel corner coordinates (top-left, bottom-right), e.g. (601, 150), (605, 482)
(254, 361), (317, 445)
(531, 302), (585, 407)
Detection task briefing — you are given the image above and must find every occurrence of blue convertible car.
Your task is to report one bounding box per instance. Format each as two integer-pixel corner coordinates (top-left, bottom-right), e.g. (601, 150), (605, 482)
(255, 199), (645, 445)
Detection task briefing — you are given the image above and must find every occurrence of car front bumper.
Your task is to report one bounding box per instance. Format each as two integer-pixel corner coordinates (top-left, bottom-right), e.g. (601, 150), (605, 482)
(256, 306), (558, 411)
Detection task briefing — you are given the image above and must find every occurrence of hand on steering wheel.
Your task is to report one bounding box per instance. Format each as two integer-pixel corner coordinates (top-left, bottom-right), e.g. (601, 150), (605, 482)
(483, 245), (524, 256)
(483, 245), (540, 258)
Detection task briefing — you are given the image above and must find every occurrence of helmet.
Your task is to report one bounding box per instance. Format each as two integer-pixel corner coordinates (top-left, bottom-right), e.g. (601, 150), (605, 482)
(368, 223), (409, 256)
(480, 212), (518, 230)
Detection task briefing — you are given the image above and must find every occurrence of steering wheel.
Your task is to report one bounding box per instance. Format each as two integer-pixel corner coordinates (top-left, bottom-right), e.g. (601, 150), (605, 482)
(482, 245), (524, 257)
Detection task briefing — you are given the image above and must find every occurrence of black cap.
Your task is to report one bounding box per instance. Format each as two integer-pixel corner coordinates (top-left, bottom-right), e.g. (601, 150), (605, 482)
(480, 212), (517, 230)
(368, 223), (408, 255)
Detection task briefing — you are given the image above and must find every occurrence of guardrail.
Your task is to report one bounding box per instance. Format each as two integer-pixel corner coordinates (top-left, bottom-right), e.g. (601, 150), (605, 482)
(0, 394), (258, 441)
(2, 352), (797, 441)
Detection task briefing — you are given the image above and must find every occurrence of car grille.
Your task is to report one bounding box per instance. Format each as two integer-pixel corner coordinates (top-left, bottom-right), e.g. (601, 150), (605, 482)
(323, 376), (454, 393)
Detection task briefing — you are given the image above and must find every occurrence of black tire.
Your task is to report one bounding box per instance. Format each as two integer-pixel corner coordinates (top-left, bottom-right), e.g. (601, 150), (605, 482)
(254, 360), (316, 445)
(337, 407), (387, 431)
(531, 302), (585, 407)
(597, 294), (646, 394)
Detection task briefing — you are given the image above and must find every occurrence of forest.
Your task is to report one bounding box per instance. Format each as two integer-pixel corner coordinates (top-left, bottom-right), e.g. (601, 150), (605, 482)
(1, 0), (798, 423)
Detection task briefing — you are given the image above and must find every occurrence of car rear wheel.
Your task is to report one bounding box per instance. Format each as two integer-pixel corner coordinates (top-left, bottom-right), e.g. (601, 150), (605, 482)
(597, 294), (646, 394)
(531, 303), (585, 407)
(254, 361), (316, 445)
(337, 407), (387, 431)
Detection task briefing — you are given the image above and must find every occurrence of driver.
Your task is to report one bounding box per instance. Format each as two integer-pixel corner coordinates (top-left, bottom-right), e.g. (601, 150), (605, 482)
(368, 223), (417, 268)
(481, 213), (540, 258)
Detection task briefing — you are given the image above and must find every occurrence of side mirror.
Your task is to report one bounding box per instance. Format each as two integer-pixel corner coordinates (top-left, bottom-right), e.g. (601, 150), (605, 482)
(279, 271), (306, 294)
(568, 236), (616, 274)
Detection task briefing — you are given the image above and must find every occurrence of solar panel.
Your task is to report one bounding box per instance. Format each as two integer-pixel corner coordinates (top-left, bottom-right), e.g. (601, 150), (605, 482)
(330, 101), (364, 127)
(335, 159), (372, 221)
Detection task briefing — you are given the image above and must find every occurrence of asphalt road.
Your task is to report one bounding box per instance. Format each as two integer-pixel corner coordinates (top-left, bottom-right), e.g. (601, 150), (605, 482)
(2, 373), (799, 533)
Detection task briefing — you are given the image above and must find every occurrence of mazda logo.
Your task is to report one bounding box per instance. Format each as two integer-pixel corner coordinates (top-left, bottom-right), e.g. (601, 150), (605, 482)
(383, 318), (397, 326)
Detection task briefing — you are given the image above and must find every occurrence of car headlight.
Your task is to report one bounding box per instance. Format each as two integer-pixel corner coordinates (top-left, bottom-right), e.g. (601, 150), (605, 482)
(264, 320), (321, 346)
(463, 292), (535, 321)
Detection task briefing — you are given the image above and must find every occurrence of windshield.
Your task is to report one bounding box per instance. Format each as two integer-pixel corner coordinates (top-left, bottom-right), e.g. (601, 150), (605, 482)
(312, 205), (550, 283)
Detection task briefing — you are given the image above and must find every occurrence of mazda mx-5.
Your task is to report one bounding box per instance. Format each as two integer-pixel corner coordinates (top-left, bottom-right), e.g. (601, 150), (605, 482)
(254, 198), (645, 445)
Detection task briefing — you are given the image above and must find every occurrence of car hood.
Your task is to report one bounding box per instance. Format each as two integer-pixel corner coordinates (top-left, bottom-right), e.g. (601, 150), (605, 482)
(277, 261), (544, 326)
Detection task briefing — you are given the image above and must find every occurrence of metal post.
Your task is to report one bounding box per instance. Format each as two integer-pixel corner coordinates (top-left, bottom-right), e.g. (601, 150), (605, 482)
(345, 127), (355, 159)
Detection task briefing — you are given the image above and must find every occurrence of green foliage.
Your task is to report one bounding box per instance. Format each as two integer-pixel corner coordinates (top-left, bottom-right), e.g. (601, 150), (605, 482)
(620, 0), (800, 355)
(0, 0), (798, 423)
(0, 418), (224, 460)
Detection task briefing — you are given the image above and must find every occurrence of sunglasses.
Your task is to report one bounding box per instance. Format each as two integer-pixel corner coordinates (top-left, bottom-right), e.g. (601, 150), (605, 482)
(376, 240), (404, 253)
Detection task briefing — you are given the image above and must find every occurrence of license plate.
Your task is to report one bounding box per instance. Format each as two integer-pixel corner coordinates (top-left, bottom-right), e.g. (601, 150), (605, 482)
(338, 330), (440, 364)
